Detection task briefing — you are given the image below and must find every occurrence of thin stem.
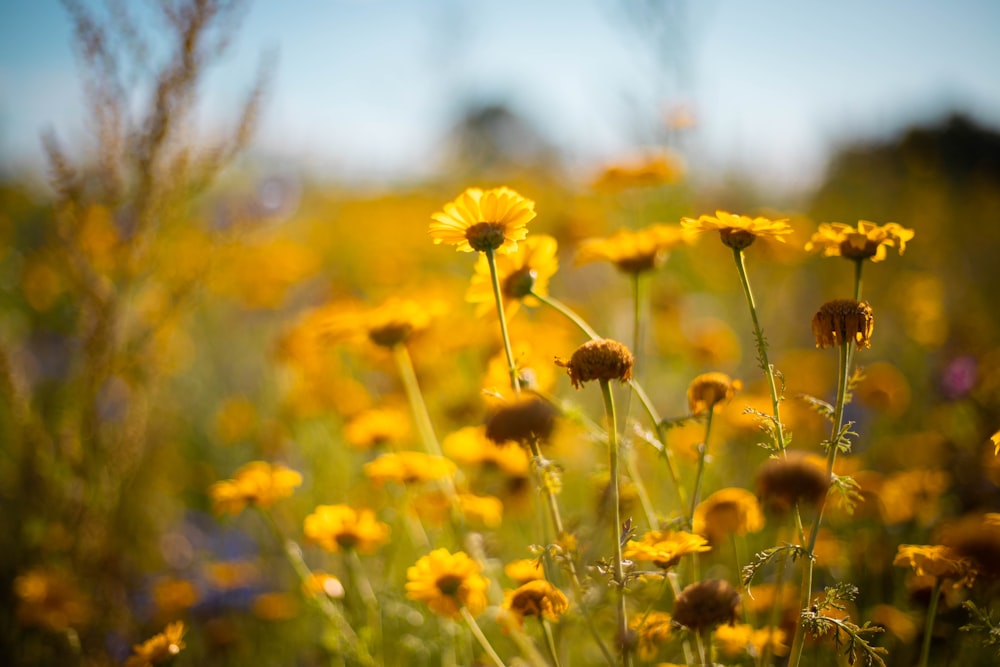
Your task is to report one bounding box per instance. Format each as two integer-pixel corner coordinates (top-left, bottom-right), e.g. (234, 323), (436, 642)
(540, 617), (563, 667)
(788, 341), (852, 666)
(625, 272), (656, 530)
(918, 578), (943, 667)
(601, 379), (632, 667)
(346, 548), (382, 658)
(486, 247), (521, 394)
(629, 378), (688, 516)
(687, 406), (715, 525)
(531, 290), (600, 340)
(393, 343), (442, 457)
(732, 247), (787, 453)
(461, 607), (507, 667)
(853, 258), (864, 301)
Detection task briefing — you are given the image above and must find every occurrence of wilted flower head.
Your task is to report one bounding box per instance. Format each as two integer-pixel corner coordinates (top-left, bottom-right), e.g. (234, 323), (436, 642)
(623, 530), (711, 569)
(209, 461), (302, 516)
(430, 186), (536, 254)
(893, 545), (977, 588)
(467, 235), (559, 315)
(364, 451), (456, 485)
(937, 513), (1000, 579)
(503, 579), (569, 626)
(682, 210), (794, 250)
(805, 220), (914, 262)
(693, 487), (765, 543)
(755, 454), (831, 514)
(555, 338), (634, 389)
(575, 224), (695, 274)
(485, 396), (558, 445)
(124, 621), (186, 667)
(812, 299), (874, 349)
(687, 372), (742, 415)
(672, 579), (741, 631)
(303, 504), (390, 554)
(406, 548), (489, 618)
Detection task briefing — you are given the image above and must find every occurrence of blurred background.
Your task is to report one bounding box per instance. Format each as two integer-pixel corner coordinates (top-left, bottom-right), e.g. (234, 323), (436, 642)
(2, 1), (1000, 665)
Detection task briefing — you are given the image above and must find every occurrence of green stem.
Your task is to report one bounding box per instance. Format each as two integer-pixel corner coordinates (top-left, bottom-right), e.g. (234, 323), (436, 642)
(628, 378), (688, 515)
(393, 343), (442, 457)
(625, 273), (657, 530)
(530, 290), (601, 340)
(461, 607), (507, 667)
(853, 258), (864, 301)
(788, 341), (851, 666)
(687, 406), (715, 525)
(346, 548), (382, 658)
(732, 247), (787, 453)
(540, 617), (563, 667)
(918, 578), (942, 667)
(486, 247), (521, 394)
(600, 380), (632, 667)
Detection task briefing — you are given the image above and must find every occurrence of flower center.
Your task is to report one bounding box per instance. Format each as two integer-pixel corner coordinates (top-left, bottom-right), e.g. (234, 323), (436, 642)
(840, 237), (879, 259)
(335, 532), (359, 550)
(465, 222), (506, 252)
(720, 228), (756, 250)
(503, 267), (537, 299)
(435, 574), (464, 597)
(368, 322), (413, 348)
(616, 252), (661, 274)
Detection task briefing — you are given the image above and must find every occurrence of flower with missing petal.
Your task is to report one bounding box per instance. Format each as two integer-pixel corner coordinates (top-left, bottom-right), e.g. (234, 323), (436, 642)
(406, 548), (489, 618)
(467, 235), (558, 316)
(575, 224), (695, 274)
(209, 461), (302, 516)
(682, 210), (793, 250)
(303, 504), (390, 554)
(812, 299), (874, 349)
(555, 338), (634, 389)
(624, 530), (711, 569)
(805, 220), (914, 262)
(430, 187), (536, 254)
(503, 580), (569, 626)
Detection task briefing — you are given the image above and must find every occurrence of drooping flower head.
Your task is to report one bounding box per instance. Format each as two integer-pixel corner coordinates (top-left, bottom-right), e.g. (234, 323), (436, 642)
(502, 579), (570, 626)
(364, 451), (457, 486)
(484, 396), (558, 446)
(430, 187), (536, 254)
(623, 530), (711, 569)
(406, 548), (490, 618)
(687, 372), (742, 416)
(575, 224), (695, 274)
(672, 579), (741, 631)
(812, 299), (874, 349)
(209, 461), (303, 516)
(303, 504), (391, 554)
(555, 338), (634, 389)
(467, 234), (558, 315)
(893, 544), (977, 588)
(124, 621), (186, 667)
(693, 487), (765, 543)
(681, 210), (794, 250)
(805, 220), (914, 262)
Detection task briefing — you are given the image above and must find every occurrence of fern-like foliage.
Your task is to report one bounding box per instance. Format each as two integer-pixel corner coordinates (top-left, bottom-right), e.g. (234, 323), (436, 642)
(742, 544), (812, 588)
(829, 474), (863, 514)
(801, 583), (888, 667)
(960, 601), (1000, 656)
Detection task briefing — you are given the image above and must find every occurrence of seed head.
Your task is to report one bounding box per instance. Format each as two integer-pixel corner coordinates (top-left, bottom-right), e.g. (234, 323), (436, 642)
(555, 338), (634, 389)
(672, 579), (741, 631)
(812, 299), (874, 349)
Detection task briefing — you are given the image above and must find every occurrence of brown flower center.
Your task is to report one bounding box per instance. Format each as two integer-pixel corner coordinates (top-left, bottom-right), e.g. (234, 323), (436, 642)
(720, 228), (756, 250)
(466, 222), (506, 252)
(435, 574), (464, 597)
(368, 322), (414, 348)
(615, 252), (661, 274)
(335, 533), (359, 550)
(840, 237), (880, 260)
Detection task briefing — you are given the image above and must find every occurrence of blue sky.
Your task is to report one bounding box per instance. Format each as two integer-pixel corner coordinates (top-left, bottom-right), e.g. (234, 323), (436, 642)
(2, 0), (999, 190)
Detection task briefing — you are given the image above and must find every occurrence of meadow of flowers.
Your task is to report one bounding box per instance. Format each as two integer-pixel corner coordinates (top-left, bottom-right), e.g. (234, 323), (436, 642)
(4, 2), (1000, 667)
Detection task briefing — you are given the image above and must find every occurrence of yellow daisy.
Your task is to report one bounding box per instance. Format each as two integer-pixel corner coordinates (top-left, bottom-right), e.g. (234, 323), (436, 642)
(406, 548), (490, 619)
(342, 407), (411, 450)
(893, 544), (976, 587)
(575, 224), (695, 274)
(466, 234), (559, 315)
(209, 461), (303, 516)
(363, 451), (457, 486)
(503, 579), (569, 626)
(630, 611), (674, 661)
(320, 297), (444, 349)
(442, 426), (531, 476)
(624, 530), (711, 569)
(805, 220), (914, 262)
(504, 558), (545, 584)
(430, 186), (536, 254)
(687, 372), (742, 416)
(303, 504), (390, 554)
(693, 487), (765, 543)
(681, 210), (794, 250)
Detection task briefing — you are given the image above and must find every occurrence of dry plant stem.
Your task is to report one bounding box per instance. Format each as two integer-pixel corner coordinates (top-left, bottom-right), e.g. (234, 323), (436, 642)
(461, 607), (507, 667)
(540, 618), (564, 667)
(259, 511), (375, 666)
(600, 379), (633, 667)
(918, 578), (943, 667)
(486, 247), (521, 394)
(527, 438), (617, 667)
(688, 406), (715, 525)
(732, 247), (787, 453)
(787, 340), (852, 667)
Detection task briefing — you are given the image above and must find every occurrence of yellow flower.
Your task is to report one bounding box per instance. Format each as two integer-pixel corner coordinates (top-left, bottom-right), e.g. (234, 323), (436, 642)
(631, 611), (674, 661)
(320, 297), (444, 348)
(715, 623), (789, 658)
(575, 224), (695, 274)
(805, 220), (914, 262)
(343, 407), (411, 450)
(13, 567), (91, 632)
(304, 504), (391, 554)
(406, 548), (490, 619)
(624, 530), (711, 569)
(693, 487), (765, 543)
(681, 210), (794, 250)
(876, 468), (949, 526)
(504, 558), (545, 584)
(124, 621), (186, 667)
(364, 451), (457, 485)
(430, 186), (536, 254)
(555, 338), (634, 389)
(992, 429), (1000, 456)
(459, 492), (504, 528)
(592, 151), (684, 192)
(209, 461), (302, 516)
(442, 426), (530, 476)
(467, 234), (559, 315)
(687, 372), (742, 415)
(503, 580), (569, 626)
(893, 545), (977, 587)
(151, 578), (199, 617)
